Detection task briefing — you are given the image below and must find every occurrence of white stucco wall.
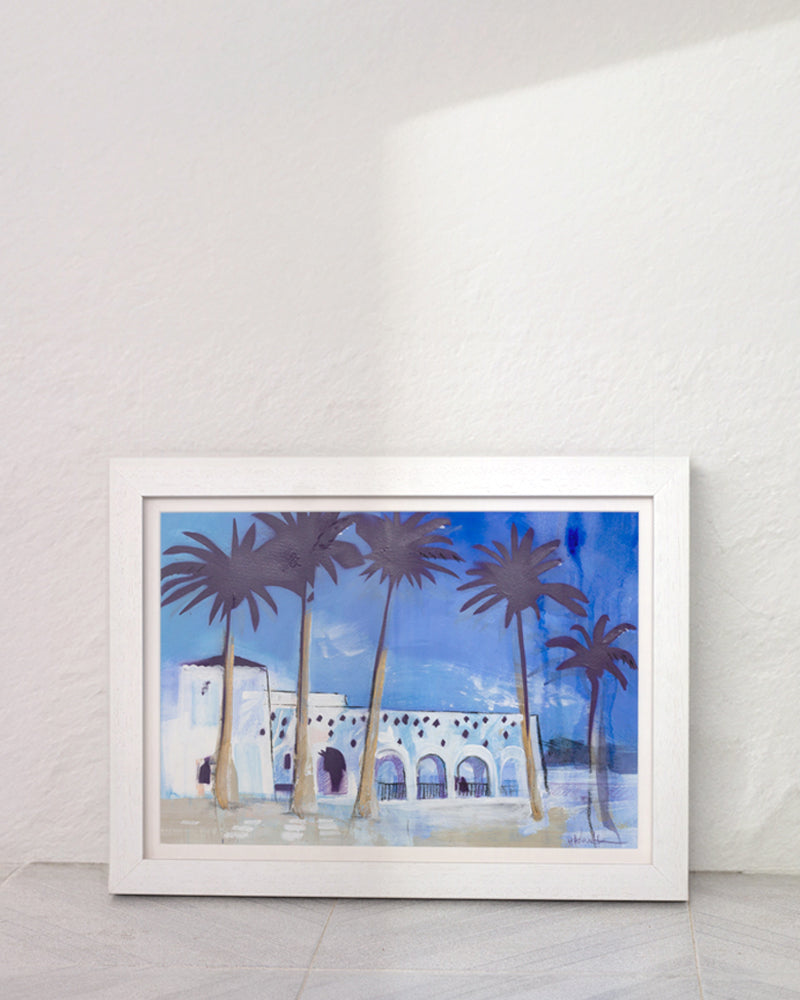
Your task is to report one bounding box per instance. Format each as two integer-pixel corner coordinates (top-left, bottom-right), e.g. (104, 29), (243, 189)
(2, 3), (799, 871)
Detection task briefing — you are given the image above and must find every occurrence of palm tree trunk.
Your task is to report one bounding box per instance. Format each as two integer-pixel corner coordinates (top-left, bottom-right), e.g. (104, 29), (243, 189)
(291, 593), (317, 817)
(594, 693), (621, 841)
(353, 581), (394, 819)
(214, 616), (239, 809)
(585, 674), (600, 842)
(515, 612), (544, 821)
(586, 674), (600, 776)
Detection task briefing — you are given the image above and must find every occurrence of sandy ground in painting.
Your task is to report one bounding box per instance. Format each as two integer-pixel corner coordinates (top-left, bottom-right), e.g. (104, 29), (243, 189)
(161, 768), (637, 849)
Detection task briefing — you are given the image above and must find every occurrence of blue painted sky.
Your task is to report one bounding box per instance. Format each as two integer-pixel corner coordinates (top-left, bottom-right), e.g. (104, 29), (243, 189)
(161, 510), (639, 749)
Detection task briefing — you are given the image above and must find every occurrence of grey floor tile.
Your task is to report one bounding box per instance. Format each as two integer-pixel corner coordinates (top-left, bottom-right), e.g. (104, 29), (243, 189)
(691, 872), (800, 996)
(699, 974), (800, 1000)
(4, 864), (799, 1000)
(0, 864), (21, 885)
(0, 863), (333, 971)
(312, 897), (697, 977)
(301, 970), (701, 1000)
(1, 966), (306, 1000)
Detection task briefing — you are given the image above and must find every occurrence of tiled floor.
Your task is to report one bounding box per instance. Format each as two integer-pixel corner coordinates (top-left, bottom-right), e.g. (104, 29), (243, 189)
(0, 866), (797, 999)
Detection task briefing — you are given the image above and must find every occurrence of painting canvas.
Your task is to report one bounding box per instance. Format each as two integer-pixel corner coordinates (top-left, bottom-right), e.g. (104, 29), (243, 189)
(110, 457), (687, 899)
(158, 506), (642, 852)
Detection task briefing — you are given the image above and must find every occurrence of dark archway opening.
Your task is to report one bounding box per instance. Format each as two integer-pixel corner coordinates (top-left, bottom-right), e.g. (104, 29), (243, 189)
(375, 752), (407, 800)
(318, 746), (348, 795)
(417, 754), (447, 799)
(456, 755), (490, 797)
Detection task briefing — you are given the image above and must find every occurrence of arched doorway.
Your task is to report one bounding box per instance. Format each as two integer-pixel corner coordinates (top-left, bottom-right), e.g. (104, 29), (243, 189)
(456, 755), (490, 798)
(375, 752), (407, 800)
(416, 754), (447, 799)
(317, 746), (348, 795)
(500, 757), (521, 796)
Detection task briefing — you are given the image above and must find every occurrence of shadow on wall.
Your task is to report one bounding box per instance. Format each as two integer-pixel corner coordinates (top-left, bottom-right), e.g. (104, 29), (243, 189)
(309, 0), (800, 121)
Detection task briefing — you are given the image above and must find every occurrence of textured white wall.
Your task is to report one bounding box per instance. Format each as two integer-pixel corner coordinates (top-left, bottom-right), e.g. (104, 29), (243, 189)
(2, 2), (799, 871)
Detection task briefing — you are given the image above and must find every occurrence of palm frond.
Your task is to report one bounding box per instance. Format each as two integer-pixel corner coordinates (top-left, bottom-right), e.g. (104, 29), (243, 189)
(540, 581), (589, 617)
(356, 512), (462, 593)
(608, 646), (638, 669)
(603, 622), (636, 645)
(252, 584), (278, 615)
(605, 661), (629, 689)
(593, 614), (610, 643)
(420, 560), (459, 580)
(254, 510), (364, 597)
(177, 586), (218, 616)
(326, 539), (364, 570)
(161, 580), (207, 607)
(241, 523), (257, 550)
(475, 594), (504, 614)
(253, 512), (290, 534)
(246, 593), (260, 630)
(545, 635), (585, 655)
(160, 519), (278, 630)
(183, 531), (226, 556)
(548, 617), (638, 690)
(162, 543), (225, 561)
(554, 655), (582, 672)
(208, 593), (224, 624)
(458, 525), (585, 629)
(571, 623), (592, 644)
(161, 570), (208, 593)
(418, 546), (461, 561)
(459, 586), (500, 613)
(161, 561), (206, 580)
(528, 540), (561, 566)
(318, 554), (338, 584)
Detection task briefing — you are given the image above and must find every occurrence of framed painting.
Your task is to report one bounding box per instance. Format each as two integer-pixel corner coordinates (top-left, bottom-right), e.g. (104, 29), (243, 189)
(109, 457), (688, 899)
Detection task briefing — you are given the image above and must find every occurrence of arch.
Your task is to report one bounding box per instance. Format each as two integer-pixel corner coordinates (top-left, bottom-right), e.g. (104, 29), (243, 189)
(500, 756), (522, 797)
(455, 755), (491, 798)
(499, 746), (528, 798)
(454, 745), (498, 798)
(374, 750), (407, 800)
(416, 753), (447, 799)
(317, 746), (348, 795)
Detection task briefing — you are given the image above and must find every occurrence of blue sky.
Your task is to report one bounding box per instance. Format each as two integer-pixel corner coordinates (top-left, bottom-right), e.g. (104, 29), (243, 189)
(161, 509), (639, 749)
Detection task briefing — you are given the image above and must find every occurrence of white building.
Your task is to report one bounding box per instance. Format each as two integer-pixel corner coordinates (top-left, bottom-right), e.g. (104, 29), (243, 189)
(163, 659), (546, 803)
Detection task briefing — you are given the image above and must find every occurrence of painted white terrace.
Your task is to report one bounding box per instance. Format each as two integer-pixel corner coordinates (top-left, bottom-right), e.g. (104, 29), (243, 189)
(162, 660), (545, 804)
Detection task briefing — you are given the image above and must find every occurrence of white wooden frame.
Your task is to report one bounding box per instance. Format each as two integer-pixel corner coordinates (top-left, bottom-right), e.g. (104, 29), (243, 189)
(109, 456), (688, 899)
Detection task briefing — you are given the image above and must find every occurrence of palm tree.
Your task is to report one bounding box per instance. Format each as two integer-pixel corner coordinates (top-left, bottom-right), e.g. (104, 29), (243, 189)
(546, 615), (637, 842)
(352, 513), (462, 819)
(161, 521), (277, 809)
(253, 512), (364, 818)
(458, 523), (587, 821)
